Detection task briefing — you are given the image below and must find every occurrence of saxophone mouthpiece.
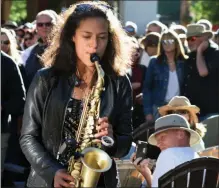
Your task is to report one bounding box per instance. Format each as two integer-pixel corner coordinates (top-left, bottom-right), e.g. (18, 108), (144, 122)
(90, 53), (100, 63)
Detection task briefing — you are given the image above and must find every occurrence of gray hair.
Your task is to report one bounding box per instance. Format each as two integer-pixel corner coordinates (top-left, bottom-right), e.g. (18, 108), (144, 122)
(146, 20), (168, 33)
(36, 10), (59, 25)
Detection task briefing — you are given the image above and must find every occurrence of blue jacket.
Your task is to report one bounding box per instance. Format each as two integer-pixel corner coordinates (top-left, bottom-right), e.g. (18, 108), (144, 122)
(143, 56), (185, 115)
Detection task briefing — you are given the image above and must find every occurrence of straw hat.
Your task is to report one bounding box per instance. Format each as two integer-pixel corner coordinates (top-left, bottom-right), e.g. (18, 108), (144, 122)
(148, 114), (201, 146)
(186, 24), (213, 39)
(158, 96), (200, 124)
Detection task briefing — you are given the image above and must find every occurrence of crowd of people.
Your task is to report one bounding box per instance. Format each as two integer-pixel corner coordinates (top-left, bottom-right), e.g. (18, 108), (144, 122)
(1, 1), (219, 187)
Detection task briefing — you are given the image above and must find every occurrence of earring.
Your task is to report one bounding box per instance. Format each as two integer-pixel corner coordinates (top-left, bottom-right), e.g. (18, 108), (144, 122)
(74, 75), (81, 86)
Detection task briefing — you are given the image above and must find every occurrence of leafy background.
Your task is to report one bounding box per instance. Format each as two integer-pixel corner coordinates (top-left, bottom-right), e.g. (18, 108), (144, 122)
(9, 0), (27, 24)
(8, 0), (219, 25)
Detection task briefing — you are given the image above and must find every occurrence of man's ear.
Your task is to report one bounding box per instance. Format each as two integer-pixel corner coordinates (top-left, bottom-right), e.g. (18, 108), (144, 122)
(72, 36), (75, 42)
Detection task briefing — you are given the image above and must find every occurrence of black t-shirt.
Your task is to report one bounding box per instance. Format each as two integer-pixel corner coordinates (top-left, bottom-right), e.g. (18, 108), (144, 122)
(183, 43), (219, 116)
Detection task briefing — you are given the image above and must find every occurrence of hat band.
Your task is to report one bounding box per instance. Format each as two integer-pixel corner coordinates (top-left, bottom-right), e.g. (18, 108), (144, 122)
(155, 124), (188, 133)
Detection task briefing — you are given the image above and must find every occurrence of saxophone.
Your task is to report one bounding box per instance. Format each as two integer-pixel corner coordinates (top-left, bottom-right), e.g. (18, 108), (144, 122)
(68, 53), (113, 187)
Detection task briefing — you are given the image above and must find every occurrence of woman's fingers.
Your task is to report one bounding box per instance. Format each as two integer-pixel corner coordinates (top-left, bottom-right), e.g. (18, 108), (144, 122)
(61, 173), (75, 182)
(96, 122), (109, 131)
(98, 117), (108, 124)
(95, 130), (108, 138)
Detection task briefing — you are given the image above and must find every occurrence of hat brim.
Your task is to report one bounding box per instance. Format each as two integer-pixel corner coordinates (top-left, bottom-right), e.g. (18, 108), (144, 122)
(148, 127), (201, 146)
(159, 105), (200, 115)
(158, 105), (200, 124)
(187, 31), (213, 39)
(178, 33), (186, 39)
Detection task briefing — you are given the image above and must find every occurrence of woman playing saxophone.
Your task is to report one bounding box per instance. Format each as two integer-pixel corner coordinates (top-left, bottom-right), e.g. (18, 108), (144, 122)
(20, 1), (133, 187)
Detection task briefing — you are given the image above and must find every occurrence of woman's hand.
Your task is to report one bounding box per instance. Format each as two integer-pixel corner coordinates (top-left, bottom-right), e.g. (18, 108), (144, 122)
(54, 169), (75, 188)
(95, 117), (114, 140)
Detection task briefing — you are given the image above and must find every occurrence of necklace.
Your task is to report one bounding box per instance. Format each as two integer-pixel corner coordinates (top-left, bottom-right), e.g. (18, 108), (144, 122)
(73, 68), (96, 100)
(76, 68), (95, 88)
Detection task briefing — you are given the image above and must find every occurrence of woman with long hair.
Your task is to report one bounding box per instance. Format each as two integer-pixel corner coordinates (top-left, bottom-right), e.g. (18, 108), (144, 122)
(20, 1), (133, 187)
(143, 29), (188, 122)
(1, 28), (21, 63)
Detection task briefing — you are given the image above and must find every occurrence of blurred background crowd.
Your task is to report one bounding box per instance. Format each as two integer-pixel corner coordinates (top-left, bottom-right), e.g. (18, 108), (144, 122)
(1, 0), (219, 187)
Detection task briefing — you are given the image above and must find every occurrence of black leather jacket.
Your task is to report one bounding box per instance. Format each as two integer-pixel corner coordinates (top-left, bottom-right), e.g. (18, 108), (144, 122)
(20, 67), (133, 187)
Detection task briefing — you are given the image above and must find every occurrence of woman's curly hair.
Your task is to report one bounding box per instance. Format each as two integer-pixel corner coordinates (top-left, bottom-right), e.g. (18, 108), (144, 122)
(41, 1), (132, 76)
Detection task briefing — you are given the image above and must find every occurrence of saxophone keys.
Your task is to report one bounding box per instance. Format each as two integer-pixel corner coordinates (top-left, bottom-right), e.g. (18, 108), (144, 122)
(81, 143), (87, 148)
(74, 162), (82, 170)
(85, 129), (93, 134)
(71, 170), (80, 177)
(83, 135), (89, 139)
(88, 125), (94, 129)
(83, 138), (90, 144)
(88, 116), (94, 125)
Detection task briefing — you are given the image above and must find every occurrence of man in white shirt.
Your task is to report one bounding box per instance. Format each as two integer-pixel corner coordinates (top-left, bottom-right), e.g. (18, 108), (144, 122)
(131, 114), (201, 188)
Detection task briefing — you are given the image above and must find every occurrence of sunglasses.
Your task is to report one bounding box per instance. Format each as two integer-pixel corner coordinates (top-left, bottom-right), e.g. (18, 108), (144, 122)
(167, 110), (189, 115)
(37, 22), (52, 27)
(125, 27), (135, 33)
(1, 40), (10, 45)
(187, 36), (198, 42)
(162, 39), (175, 45)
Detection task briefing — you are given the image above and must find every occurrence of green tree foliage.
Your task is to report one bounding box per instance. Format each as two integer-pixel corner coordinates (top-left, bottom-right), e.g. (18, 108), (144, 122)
(9, 0), (27, 24)
(190, 1), (219, 24)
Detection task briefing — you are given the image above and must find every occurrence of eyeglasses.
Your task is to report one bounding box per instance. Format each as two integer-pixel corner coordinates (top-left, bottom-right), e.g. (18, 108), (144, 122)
(1, 40), (10, 45)
(167, 110), (189, 115)
(37, 22), (52, 27)
(187, 36), (198, 42)
(162, 39), (175, 45)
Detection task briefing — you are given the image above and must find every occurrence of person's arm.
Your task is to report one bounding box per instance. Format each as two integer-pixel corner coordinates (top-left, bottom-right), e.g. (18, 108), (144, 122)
(143, 58), (155, 121)
(105, 75), (133, 158)
(196, 41), (209, 77)
(20, 71), (63, 186)
(131, 153), (153, 187)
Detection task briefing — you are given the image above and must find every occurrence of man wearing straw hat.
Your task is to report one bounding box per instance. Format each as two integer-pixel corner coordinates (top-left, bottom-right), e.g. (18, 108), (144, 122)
(131, 114), (200, 188)
(183, 23), (219, 121)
